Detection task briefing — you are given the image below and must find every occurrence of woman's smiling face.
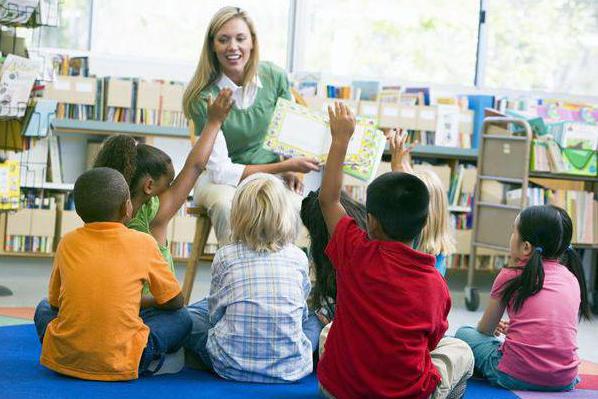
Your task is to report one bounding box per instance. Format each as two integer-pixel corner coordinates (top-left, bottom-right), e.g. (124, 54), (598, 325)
(213, 17), (253, 83)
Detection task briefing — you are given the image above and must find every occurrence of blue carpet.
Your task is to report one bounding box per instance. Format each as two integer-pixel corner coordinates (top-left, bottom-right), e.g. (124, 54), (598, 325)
(0, 324), (519, 398)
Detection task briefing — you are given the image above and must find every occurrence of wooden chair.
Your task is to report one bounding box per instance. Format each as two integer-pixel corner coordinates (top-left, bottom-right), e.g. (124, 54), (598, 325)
(181, 120), (214, 305)
(181, 206), (213, 305)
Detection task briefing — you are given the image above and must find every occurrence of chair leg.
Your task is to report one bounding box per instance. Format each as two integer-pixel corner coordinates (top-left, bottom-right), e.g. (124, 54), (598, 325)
(182, 217), (212, 305)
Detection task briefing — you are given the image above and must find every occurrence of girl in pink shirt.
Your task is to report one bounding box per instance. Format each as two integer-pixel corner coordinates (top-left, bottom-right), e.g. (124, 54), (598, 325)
(456, 205), (591, 391)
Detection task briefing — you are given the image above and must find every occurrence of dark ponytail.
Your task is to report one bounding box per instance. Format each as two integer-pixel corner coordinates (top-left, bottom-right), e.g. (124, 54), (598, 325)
(555, 207), (591, 320)
(93, 135), (172, 197)
(300, 189), (367, 311)
(502, 205), (591, 320)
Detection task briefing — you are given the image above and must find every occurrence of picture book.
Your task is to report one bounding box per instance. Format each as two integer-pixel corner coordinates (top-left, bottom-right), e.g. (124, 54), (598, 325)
(264, 98), (386, 182)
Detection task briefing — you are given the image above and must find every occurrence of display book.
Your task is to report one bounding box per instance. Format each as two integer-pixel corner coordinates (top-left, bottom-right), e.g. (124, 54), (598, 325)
(263, 98), (386, 182)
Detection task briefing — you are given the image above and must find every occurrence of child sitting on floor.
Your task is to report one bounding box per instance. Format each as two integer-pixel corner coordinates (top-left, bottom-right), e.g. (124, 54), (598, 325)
(93, 88), (233, 304)
(389, 129), (455, 276)
(317, 102), (473, 399)
(184, 173), (316, 383)
(33, 168), (191, 381)
(456, 205), (591, 392)
(300, 189), (367, 325)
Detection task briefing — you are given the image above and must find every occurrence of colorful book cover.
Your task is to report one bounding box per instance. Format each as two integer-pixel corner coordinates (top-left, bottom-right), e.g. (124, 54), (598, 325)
(264, 98), (386, 182)
(0, 160), (20, 210)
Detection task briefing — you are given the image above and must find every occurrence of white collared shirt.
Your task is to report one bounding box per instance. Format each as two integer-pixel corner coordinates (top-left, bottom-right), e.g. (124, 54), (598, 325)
(202, 73), (263, 187)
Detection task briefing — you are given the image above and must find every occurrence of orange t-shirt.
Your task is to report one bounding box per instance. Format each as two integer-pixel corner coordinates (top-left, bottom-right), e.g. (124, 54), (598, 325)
(40, 222), (181, 381)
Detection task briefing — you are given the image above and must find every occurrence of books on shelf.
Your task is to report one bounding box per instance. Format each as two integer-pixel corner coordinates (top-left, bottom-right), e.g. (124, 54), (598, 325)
(0, 159), (20, 210)
(548, 190), (597, 245)
(3, 192), (56, 253)
(0, 54), (40, 118)
(448, 165), (476, 208)
(104, 77), (135, 123)
(264, 98), (386, 182)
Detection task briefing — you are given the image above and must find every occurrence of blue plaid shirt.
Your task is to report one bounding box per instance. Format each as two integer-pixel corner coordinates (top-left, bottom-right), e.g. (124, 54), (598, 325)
(207, 242), (313, 383)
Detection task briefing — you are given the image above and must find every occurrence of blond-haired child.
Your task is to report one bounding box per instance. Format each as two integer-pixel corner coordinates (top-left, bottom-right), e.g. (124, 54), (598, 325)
(184, 174), (318, 383)
(390, 129), (455, 276)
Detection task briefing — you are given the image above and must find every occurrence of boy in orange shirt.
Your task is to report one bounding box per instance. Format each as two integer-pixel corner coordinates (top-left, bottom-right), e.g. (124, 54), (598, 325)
(33, 167), (191, 381)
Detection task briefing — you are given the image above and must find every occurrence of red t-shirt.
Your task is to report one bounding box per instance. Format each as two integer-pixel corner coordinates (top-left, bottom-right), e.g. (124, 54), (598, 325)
(318, 216), (451, 399)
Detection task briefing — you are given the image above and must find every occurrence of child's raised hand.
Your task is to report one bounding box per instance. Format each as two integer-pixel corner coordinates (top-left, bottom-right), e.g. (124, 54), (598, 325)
(328, 102), (356, 144)
(207, 88), (234, 125)
(389, 128), (415, 173)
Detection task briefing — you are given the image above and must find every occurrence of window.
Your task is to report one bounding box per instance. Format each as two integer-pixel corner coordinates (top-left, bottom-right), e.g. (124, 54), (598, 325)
(38, 0), (91, 50)
(297, 0), (479, 86)
(484, 0), (598, 95)
(91, 0), (290, 67)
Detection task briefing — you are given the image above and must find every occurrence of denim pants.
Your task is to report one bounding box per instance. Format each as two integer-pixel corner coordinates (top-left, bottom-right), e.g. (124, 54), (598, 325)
(455, 326), (579, 391)
(184, 298), (322, 369)
(34, 298), (192, 375)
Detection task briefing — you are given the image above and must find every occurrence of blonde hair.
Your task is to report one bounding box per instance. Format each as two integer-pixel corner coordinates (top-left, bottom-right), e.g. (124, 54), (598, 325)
(414, 169), (455, 256)
(230, 174), (298, 252)
(183, 6), (260, 119)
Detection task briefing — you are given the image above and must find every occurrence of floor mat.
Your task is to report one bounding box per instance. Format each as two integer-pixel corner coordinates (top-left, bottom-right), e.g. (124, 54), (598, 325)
(0, 323), (595, 399)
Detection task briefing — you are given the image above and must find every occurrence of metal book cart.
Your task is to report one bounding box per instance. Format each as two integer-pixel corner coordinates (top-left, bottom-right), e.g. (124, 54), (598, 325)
(465, 117), (533, 310)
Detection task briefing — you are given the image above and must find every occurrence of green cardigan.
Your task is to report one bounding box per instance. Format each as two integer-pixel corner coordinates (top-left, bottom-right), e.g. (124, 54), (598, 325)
(190, 61), (292, 165)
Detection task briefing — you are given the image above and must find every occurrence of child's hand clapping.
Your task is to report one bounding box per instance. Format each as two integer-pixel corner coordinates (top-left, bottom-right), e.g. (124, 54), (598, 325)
(328, 102), (356, 144)
(207, 88), (234, 125)
(389, 128), (415, 173)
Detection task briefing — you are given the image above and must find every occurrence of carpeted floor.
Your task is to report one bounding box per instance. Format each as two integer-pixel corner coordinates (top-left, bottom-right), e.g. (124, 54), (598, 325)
(0, 310), (596, 399)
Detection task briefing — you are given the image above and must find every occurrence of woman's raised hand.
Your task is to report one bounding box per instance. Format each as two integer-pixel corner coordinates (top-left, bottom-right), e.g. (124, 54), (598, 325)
(283, 157), (320, 173)
(207, 88), (234, 125)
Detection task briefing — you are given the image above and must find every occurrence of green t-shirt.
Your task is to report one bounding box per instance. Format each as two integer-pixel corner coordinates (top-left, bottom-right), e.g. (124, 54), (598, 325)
(127, 196), (175, 294)
(190, 61), (292, 165)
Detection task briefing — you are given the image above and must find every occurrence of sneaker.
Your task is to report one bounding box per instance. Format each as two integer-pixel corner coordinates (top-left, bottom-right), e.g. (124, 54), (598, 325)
(148, 348), (185, 375)
(446, 375), (468, 399)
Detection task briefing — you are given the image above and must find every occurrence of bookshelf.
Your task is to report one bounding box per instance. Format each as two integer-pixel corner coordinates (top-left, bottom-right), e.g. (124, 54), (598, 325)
(51, 119), (189, 139)
(529, 172), (597, 183)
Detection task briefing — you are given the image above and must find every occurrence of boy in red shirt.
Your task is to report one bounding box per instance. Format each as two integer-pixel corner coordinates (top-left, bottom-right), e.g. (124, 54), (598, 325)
(317, 103), (474, 399)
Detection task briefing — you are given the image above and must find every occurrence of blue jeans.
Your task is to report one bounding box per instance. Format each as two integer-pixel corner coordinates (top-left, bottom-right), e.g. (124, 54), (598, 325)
(184, 298), (322, 369)
(34, 298), (192, 375)
(455, 326), (579, 391)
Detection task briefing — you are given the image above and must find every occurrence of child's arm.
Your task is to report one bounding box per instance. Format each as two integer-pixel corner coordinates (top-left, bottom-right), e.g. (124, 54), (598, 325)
(476, 298), (507, 336)
(141, 293), (184, 310)
(153, 88), (234, 227)
(390, 128), (414, 173)
(319, 102), (355, 235)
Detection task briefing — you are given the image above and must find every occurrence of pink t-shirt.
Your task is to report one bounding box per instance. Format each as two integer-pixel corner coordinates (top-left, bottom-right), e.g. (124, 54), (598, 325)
(490, 259), (580, 387)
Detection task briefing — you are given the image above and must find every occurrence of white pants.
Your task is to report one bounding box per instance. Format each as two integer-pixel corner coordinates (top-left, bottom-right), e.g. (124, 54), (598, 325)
(193, 176), (305, 246)
(318, 324), (474, 399)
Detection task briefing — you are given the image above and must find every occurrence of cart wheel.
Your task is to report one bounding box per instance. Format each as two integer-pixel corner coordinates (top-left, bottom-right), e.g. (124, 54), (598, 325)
(592, 292), (598, 316)
(465, 287), (480, 311)
(0, 285), (13, 297)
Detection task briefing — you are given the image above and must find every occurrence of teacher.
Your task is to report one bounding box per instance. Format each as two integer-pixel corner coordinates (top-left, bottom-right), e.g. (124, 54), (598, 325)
(183, 6), (319, 245)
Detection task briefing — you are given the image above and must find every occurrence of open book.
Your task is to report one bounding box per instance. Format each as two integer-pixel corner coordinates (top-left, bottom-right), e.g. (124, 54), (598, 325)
(264, 98), (386, 182)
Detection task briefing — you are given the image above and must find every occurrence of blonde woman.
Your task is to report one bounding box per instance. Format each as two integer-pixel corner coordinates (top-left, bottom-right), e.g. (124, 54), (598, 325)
(390, 130), (456, 275)
(184, 6), (319, 245)
(184, 174), (317, 383)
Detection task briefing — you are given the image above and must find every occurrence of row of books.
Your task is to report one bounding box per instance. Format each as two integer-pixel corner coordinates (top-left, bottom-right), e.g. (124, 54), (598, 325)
(448, 165), (476, 208)
(448, 253), (509, 271)
(43, 56), (187, 127)
(2, 191), (57, 253)
(44, 75), (187, 127)
(302, 96), (475, 149)
(4, 234), (53, 253)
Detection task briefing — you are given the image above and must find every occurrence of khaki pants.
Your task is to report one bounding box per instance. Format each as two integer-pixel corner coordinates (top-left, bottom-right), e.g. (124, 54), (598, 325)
(318, 325), (474, 399)
(194, 178), (306, 246)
